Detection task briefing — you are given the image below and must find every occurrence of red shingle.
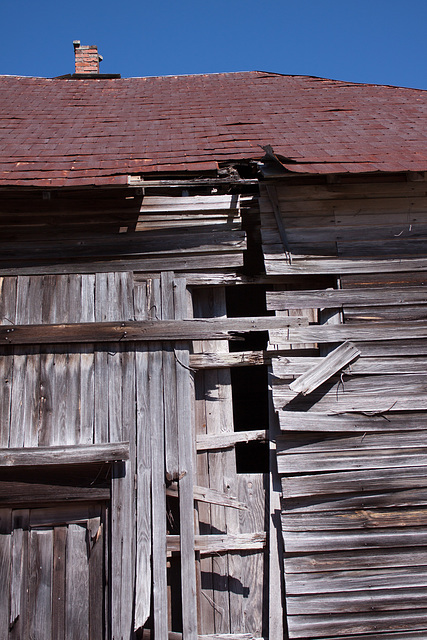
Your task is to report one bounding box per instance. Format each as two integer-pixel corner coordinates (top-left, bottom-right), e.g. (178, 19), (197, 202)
(0, 72), (425, 186)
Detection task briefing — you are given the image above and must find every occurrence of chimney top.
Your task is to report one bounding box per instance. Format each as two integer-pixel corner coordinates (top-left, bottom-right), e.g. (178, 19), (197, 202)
(73, 41), (103, 75)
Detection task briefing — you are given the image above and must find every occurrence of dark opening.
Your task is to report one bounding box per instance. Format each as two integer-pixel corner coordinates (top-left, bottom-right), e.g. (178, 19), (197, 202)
(226, 285), (271, 474)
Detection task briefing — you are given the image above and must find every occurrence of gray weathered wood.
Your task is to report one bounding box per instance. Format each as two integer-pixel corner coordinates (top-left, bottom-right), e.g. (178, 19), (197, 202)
(289, 341), (360, 395)
(267, 286), (427, 310)
(166, 483), (247, 510)
(196, 430), (268, 451)
(0, 442), (129, 466)
(190, 351), (267, 369)
(66, 524), (89, 639)
(167, 533), (266, 554)
(149, 279), (169, 640)
(0, 315), (307, 345)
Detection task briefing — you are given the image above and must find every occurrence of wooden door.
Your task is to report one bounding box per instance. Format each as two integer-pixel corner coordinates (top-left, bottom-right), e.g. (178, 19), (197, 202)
(1, 502), (106, 640)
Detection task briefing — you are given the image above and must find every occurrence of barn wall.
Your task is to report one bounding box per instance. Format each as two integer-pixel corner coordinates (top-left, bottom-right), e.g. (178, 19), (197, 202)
(260, 175), (427, 639)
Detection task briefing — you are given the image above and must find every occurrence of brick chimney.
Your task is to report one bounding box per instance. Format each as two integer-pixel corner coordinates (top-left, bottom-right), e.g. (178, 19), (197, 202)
(73, 41), (103, 74)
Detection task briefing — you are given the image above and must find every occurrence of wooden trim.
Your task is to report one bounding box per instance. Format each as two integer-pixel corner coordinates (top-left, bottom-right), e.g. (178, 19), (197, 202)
(0, 316), (307, 346)
(0, 442), (129, 466)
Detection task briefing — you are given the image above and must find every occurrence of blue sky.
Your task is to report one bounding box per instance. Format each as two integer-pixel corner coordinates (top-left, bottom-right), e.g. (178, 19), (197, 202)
(1, 0), (426, 89)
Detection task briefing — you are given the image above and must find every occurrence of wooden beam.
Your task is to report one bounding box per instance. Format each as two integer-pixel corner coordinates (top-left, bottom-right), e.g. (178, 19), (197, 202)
(289, 342), (361, 395)
(167, 533), (266, 555)
(166, 484), (248, 511)
(196, 430), (268, 451)
(0, 316), (307, 346)
(0, 442), (129, 466)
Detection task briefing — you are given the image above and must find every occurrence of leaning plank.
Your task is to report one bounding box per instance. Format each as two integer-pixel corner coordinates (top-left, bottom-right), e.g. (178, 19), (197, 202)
(196, 430), (268, 450)
(267, 286), (427, 310)
(289, 342), (360, 395)
(0, 316), (307, 345)
(167, 533), (266, 554)
(0, 442), (129, 466)
(166, 484), (247, 510)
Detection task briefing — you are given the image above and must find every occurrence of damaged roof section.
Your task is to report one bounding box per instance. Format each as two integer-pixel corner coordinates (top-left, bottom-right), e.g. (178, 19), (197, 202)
(0, 71), (426, 186)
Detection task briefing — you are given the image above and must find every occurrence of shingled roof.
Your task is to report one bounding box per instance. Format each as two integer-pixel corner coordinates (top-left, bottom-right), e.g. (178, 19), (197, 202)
(0, 71), (426, 187)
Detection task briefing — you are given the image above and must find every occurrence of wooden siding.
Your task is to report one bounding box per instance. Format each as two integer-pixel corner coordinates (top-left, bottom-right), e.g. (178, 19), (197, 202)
(0, 192), (247, 276)
(262, 176), (427, 639)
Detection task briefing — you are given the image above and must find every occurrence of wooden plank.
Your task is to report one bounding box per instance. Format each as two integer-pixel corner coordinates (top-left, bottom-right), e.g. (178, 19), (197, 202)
(274, 355), (427, 377)
(167, 533), (266, 554)
(0, 253), (245, 276)
(285, 566), (427, 595)
(282, 466), (427, 498)
(190, 351), (267, 369)
(149, 280), (168, 640)
(134, 281), (152, 631)
(0, 277), (16, 448)
(263, 256), (427, 276)
(277, 429), (427, 455)
(175, 277), (198, 640)
(29, 528), (53, 640)
(271, 320), (427, 345)
(88, 516), (104, 640)
(236, 475), (267, 637)
(52, 526), (67, 640)
(0, 509), (11, 640)
(277, 410), (427, 432)
(9, 276), (42, 448)
(0, 442), (129, 466)
(277, 447), (427, 474)
(282, 527), (427, 553)
(65, 524), (89, 639)
(0, 482), (109, 505)
(192, 287), (237, 633)
(162, 272), (179, 481)
(0, 230), (246, 260)
(289, 342), (360, 395)
(196, 430), (268, 451)
(166, 484), (248, 510)
(286, 609), (427, 638)
(0, 316), (307, 345)
(281, 508), (427, 531)
(282, 487), (427, 513)
(284, 547), (427, 573)
(267, 286), (427, 310)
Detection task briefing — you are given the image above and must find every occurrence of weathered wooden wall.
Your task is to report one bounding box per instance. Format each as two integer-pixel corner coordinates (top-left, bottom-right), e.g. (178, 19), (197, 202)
(261, 175), (427, 639)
